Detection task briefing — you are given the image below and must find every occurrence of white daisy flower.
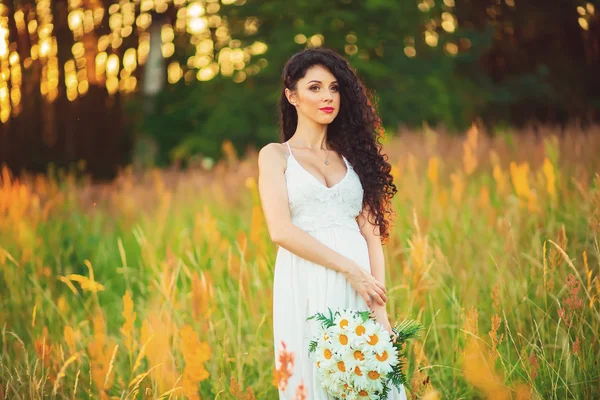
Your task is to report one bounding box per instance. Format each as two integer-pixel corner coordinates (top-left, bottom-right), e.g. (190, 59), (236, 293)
(363, 338), (399, 375)
(349, 317), (370, 341)
(356, 387), (376, 399)
(340, 345), (369, 371)
(318, 369), (339, 393)
(346, 390), (359, 400)
(329, 358), (351, 383)
(338, 382), (354, 396)
(328, 324), (354, 350)
(378, 342), (399, 367)
(325, 379), (348, 399)
(361, 369), (385, 393)
(362, 322), (393, 354)
(313, 324), (332, 345)
(349, 364), (371, 391)
(313, 341), (337, 371)
(333, 309), (358, 331)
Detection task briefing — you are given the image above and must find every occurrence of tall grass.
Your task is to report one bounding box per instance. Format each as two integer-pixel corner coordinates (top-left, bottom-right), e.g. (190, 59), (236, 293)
(1, 126), (599, 399)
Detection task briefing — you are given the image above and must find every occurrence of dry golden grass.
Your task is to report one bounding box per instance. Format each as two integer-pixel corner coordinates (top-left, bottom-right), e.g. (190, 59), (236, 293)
(1, 125), (599, 399)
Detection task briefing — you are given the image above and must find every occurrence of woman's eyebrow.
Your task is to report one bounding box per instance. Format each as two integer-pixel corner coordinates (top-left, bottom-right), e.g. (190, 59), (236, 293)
(306, 80), (339, 85)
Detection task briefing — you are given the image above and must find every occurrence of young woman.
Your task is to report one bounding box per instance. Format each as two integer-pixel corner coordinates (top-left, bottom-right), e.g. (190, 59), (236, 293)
(258, 48), (405, 399)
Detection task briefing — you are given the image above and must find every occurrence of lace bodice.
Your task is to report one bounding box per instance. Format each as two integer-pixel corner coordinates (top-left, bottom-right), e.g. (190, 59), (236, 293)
(284, 142), (364, 232)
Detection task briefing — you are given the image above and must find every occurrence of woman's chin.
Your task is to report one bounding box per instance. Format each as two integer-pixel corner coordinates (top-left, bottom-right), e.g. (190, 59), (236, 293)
(315, 115), (338, 125)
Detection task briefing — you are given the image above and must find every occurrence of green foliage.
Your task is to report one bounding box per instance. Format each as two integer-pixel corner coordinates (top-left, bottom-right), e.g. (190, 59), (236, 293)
(306, 308), (337, 328)
(132, 0), (600, 166)
(387, 320), (425, 396)
(132, 0), (489, 165)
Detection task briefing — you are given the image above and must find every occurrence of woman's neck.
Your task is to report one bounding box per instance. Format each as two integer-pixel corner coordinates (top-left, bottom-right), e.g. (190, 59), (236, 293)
(291, 116), (329, 150)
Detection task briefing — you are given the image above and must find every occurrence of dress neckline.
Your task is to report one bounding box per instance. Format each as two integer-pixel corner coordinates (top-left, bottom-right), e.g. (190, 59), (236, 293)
(285, 141), (349, 190)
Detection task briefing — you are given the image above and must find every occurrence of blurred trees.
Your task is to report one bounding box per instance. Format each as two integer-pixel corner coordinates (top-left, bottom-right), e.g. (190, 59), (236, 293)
(0, 0), (132, 178)
(0, 0), (598, 174)
(0, 0), (269, 176)
(140, 0), (478, 165)
(130, 0), (600, 166)
(454, 0), (600, 126)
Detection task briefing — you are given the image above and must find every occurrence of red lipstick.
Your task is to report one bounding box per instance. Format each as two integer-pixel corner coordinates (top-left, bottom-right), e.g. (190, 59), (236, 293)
(319, 107), (334, 113)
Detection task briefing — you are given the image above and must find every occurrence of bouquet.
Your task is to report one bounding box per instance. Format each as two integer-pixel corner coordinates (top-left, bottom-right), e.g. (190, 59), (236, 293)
(307, 308), (423, 399)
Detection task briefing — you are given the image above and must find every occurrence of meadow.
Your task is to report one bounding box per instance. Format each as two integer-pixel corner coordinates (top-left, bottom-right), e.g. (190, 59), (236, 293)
(1, 125), (599, 399)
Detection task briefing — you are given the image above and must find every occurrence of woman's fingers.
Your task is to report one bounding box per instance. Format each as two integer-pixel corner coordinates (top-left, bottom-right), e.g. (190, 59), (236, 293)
(369, 276), (386, 293)
(378, 290), (387, 304)
(375, 293), (386, 306)
(372, 286), (387, 304)
(354, 269), (388, 307)
(366, 289), (385, 307)
(363, 292), (372, 308)
(365, 291), (380, 308)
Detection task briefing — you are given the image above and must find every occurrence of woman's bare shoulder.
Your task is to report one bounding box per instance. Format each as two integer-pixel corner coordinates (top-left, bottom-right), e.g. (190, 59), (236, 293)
(258, 142), (287, 170)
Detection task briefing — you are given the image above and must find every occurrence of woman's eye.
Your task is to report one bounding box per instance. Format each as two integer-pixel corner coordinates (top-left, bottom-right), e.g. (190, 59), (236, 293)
(310, 86), (320, 91)
(331, 86), (339, 92)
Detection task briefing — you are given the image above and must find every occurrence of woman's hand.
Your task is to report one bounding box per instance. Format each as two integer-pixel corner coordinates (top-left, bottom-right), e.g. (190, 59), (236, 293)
(371, 304), (398, 343)
(344, 261), (387, 308)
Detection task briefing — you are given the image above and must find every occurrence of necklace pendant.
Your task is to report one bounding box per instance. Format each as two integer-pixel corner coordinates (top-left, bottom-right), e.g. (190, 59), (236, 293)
(324, 160), (329, 165)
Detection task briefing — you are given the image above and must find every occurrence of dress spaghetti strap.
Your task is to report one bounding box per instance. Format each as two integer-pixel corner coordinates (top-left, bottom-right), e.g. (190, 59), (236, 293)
(285, 141), (292, 158)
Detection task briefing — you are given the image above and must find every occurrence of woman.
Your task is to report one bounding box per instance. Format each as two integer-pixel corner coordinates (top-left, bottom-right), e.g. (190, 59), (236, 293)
(258, 48), (405, 399)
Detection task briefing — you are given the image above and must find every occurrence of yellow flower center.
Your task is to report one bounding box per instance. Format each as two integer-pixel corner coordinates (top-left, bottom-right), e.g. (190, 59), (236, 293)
(376, 351), (388, 361)
(354, 350), (365, 360)
(317, 361), (321, 368)
(368, 371), (381, 380)
(324, 349), (332, 359)
(367, 334), (379, 345)
(339, 319), (349, 328)
(355, 325), (366, 336)
(339, 334), (348, 345)
(337, 361), (346, 372)
(359, 390), (369, 396)
(354, 366), (363, 376)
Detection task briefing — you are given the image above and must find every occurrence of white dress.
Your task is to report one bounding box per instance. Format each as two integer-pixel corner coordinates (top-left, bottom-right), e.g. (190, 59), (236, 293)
(273, 141), (407, 399)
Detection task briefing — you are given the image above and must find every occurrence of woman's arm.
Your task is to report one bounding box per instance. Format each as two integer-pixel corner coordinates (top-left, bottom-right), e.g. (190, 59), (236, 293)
(357, 205), (386, 287)
(357, 205), (397, 339)
(257, 143), (387, 307)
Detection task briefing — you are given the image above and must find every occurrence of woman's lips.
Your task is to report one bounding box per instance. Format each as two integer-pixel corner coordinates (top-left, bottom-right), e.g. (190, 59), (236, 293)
(319, 107), (334, 113)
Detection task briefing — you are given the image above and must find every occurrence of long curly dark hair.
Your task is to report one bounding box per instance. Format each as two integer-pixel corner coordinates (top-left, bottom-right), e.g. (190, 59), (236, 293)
(279, 47), (397, 243)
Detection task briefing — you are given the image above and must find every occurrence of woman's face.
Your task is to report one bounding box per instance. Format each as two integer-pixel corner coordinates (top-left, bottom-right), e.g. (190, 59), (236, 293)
(286, 65), (341, 125)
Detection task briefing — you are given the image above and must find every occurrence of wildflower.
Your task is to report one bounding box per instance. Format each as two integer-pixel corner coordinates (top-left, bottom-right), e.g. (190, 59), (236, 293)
(427, 157), (440, 186)
(542, 158), (557, 201)
(558, 273), (583, 327)
(120, 290), (137, 354)
(528, 351), (539, 381)
(273, 341), (295, 391)
(295, 380), (307, 400)
(488, 314), (504, 363)
(572, 336), (581, 355)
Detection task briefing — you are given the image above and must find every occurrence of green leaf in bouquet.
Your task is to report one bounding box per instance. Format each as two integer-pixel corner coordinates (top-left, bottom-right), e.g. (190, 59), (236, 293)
(393, 319), (424, 342)
(306, 307), (336, 328)
(379, 383), (392, 399)
(379, 319), (424, 394)
(358, 310), (371, 322)
(388, 364), (409, 391)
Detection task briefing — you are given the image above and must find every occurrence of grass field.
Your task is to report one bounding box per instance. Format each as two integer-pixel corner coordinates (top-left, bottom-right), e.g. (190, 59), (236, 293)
(1, 125), (599, 399)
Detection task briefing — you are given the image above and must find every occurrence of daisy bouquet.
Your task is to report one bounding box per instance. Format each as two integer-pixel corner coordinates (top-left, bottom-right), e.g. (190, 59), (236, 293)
(307, 308), (423, 399)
